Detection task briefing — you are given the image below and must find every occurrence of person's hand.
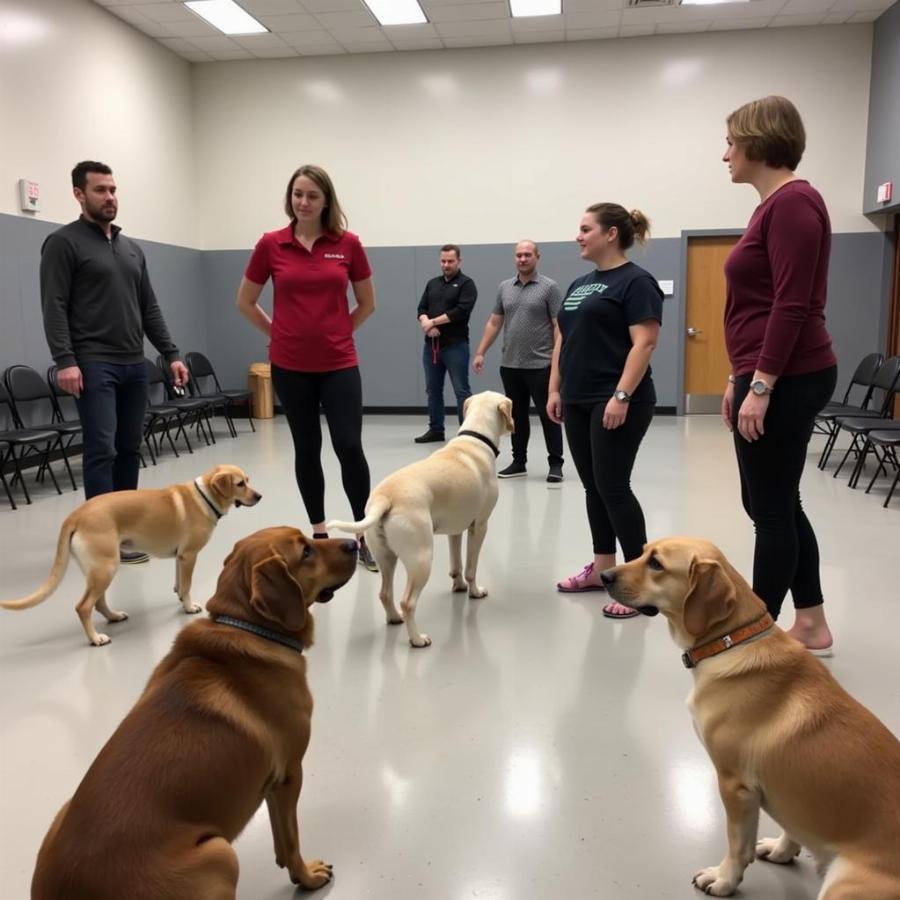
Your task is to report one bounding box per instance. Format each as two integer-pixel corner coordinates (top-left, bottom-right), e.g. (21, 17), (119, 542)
(737, 391), (769, 442)
(57, 365), (83, 398)
(473, 354), (485, 374)
(426, 327), (440, 338)
(420, 316), (434, 332)
(603, 396), (628, 430)
(546, 390), (563, 424)
(170, 360), (189, 388)
(721, 381), (735, 432)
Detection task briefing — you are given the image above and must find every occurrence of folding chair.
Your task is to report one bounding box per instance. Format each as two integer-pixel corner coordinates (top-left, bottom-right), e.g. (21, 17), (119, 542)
(185, 351), (255, 434)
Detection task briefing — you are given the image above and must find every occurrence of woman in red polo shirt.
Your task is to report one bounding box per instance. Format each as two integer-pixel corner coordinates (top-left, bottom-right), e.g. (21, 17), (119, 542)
(237, 164), (378, 571)
(721, 96), (837, 653)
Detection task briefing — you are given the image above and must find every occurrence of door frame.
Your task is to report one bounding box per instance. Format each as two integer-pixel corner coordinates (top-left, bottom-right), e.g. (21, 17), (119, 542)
(676, 228), (744, 415)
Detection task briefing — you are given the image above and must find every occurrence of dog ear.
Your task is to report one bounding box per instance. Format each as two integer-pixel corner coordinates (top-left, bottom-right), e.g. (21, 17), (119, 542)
(249, 551), (307, 633)
(499, 397), (514, 433)
(682, 558), (736, 638)
(210, 469), (234, 500)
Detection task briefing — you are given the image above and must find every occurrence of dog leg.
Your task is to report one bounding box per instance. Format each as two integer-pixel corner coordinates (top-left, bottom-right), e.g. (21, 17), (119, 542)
(265, 765), (333, 890)
(75, 564), (119, 646)
(464, 520), (489, 599)
(175, 552), (202, 614)
(692, 776), (760, 896)
(756, 832), (801, 864)
(399, 553), (433, 648)
(171, 835), (239, 900)
(366, 529), (402, 625)
(95, 593), (129, 624)
(448, 533), (466, 592)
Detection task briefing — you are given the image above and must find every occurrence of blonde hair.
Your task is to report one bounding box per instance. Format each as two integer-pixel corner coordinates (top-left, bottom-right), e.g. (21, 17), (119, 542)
(283, 164), (347, 234)
(586, 203), (651, 250)
(726, 95), (806, 171)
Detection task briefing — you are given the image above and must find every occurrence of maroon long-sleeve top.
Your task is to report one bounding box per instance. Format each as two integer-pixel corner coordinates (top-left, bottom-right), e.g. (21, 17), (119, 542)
(724, 180), (837, 377)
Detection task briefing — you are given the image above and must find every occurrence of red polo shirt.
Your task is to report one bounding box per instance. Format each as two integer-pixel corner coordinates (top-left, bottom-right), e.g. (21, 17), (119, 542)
(244, 226), (372, 372)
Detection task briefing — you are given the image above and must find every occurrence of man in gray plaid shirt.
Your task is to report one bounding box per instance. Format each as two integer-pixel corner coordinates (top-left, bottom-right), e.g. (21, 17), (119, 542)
(473, 240), (564, 483)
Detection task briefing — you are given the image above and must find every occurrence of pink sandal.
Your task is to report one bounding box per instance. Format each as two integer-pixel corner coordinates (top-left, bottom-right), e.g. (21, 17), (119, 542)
(557, 562), (606, 593)
(602, 600), (639, 619)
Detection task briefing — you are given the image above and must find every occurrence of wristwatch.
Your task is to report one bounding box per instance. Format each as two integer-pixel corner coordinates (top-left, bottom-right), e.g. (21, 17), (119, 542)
(614, 389), (631, 403)
(750, 380), (774, 396)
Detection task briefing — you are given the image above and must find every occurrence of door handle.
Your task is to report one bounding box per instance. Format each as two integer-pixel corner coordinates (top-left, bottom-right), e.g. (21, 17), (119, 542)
(686, 327), (702, 337)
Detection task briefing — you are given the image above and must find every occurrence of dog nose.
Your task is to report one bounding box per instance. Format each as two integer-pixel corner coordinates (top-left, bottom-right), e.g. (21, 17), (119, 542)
(341, 539), (358, 554)
(600, 569), (616, 586)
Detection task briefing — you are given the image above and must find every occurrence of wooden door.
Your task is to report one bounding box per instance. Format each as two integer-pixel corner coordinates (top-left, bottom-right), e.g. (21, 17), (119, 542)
(684, 236), (740, 413)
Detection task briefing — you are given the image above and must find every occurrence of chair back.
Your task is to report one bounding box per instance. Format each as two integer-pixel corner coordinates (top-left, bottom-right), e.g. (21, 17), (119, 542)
(3, 365), (55, 428)
(46, 366), (80, 423)
(873, 356), (900, 414)
(144, 358), (171, 406)
(185, 351), (222, 397)
(0, 381), (17, 430)
(843, 351), (884, 407)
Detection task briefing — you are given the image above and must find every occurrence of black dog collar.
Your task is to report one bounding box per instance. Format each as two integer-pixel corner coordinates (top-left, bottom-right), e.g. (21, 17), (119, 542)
(194, 479), (224, 521)
(212, 615), (304, 654)
(456, 429), (500, 458)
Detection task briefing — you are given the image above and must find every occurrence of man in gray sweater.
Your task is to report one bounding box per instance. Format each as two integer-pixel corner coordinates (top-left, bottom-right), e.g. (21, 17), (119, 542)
(40, 161), (189, 561)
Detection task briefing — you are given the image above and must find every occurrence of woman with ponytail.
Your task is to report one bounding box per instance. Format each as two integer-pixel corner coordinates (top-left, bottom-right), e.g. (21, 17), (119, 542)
(548, 203), (663, 618)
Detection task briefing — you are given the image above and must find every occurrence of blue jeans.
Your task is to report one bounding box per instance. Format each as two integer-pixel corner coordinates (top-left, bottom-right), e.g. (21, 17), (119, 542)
(74, 361), (148, 499)
(423, 340), (472, 432)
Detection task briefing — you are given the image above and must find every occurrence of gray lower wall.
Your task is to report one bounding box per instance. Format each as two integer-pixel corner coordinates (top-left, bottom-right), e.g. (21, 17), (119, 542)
(0, 212), (890, 414)
(864, 1), (900, 216)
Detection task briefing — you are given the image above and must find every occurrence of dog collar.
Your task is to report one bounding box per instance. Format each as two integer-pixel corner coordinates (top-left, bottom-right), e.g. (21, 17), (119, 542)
(682, 612), (775, 669)
(212, 615), (304, 654)
(194, 478), (224, 521)
(456, 429), (500, 458)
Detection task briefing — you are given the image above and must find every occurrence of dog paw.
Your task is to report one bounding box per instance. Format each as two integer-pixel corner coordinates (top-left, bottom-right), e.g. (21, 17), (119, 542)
(290, 858), (333, 890)
(410, 634), (432, 648)
(108, 611), (129, 622)
(386, 615), (404, 625)
(90, 634), (111, 647)
(756, 836), (800, 864)
(692, 866), (739, 896)
(468, 585), (487, 599)
(183, 603), (202, 615)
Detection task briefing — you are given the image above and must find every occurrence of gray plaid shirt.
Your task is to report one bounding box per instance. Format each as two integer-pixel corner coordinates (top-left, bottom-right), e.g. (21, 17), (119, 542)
(492, 273), (562, 369)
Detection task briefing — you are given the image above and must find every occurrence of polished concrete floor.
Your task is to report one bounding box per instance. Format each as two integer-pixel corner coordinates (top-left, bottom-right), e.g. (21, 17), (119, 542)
(1, 414), (897, 899)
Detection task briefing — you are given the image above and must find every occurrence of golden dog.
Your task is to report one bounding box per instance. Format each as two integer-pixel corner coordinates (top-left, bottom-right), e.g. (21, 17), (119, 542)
(328, 390), (513, 647)
(1, 464), (261, 645)
(31, 526), (358, 900)
(602, 537), (900, 899)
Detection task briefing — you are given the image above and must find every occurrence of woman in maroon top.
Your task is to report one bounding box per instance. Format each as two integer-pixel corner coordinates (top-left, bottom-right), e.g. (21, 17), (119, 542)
(721, 96), (837, 653)
(237, 164), (378, 571)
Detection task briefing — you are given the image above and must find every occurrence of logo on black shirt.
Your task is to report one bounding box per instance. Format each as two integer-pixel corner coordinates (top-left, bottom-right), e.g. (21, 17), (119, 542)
(563, 282), (607, 310)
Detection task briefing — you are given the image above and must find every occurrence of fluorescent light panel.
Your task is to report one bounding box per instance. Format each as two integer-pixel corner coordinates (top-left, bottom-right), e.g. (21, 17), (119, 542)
(183, 0), (267, 35)
(362, 0), (427, 26)
(510, 0), (561, 16)
(680, 0), (750, 5)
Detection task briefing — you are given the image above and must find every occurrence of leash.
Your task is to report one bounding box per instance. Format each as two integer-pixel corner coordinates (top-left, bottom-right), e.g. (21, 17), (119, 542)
(212, 615), (304, 654)
(456, 429), (500, 458)
(431, 335), (440, 365)
(194, 478), (224, 521)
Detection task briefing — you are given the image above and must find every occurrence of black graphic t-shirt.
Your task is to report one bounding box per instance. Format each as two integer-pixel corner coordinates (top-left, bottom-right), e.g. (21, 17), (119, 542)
(558, 262), (663, 404)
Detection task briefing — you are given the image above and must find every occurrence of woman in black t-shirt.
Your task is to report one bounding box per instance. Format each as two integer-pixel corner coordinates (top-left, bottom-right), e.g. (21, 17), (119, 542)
(547, 203), (663, 618)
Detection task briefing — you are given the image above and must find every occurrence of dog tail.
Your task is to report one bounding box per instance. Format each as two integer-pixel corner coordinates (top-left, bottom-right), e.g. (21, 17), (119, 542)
(327, 496), (391, 535)
(0, 517), (76, 611)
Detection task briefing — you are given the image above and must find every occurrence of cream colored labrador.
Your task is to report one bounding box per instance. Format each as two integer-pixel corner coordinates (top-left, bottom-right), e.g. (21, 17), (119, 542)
(602, 537), (900, 899)
(329, 391), (513, 647)
(1, 464), (261, 646)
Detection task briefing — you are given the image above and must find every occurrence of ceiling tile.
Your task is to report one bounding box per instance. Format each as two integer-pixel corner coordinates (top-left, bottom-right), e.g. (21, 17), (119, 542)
(257, 13), (320, 30)
(655, 20), (712, 33)
(281, 29), (340, 45)
(329, 26), (391, 44)
(769, 13), (827, 25)
(298, 44), (349, 54)
(345, 43), (395, 52)
(779, 0), (832, 13)
(209, 48), (255, 59)
(186, 34), (246, 51)
(513, 30), (566, 43)
(708, 17), (773, 29)
(442, 34), (513, 46)
(381, 22), (439, 38)
(847, 9), (884, 19)
(313, 10), (378, 29)
(564, 11), (622, 28)
(250, 46), (302, 56)
(564, 0), (622, 9)
(164, 18), (221, 36)
(300, 0), (362, 11)
(241, 0), (307, 13)
(510, 14), (564, 32)
(131, 2), (199, 23)
(391, 38), (446, 49)
(821, 12), (852, 23)
(566, 25), (620, 39)
(619, 24), (655, 35)
(435, 18), (512, 36)
(231, 32), (293, 48)
(829, 0), (893, 10)
(180, 49), (216, 61)
(426, 2), (509, 23)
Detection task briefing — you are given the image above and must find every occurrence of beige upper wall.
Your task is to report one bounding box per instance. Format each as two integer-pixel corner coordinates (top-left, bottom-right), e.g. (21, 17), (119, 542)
(194, 25), (877, 249)
(0, 2), (876, 249)
(0, 0), (195, 247)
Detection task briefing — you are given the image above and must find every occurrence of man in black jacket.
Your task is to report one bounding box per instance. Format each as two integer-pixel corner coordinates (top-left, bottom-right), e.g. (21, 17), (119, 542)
(40, 161), (189, 560)
(415, 244), (477, 443)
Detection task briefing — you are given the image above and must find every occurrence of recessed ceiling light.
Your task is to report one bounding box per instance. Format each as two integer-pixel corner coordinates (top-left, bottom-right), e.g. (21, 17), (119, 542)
(680, 0), (751, 5)
(183, 0), (267, 35)
(510, 0), (561, 16)
(362, 0), (427, 26)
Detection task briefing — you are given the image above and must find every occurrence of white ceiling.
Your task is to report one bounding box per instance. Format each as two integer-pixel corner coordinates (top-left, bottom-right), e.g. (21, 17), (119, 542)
(93, 0), (895, 62)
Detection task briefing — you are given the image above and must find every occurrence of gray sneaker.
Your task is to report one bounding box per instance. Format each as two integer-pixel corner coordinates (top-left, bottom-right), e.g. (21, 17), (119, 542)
(358, 540), (379, 573)
(120, 550), (150, 565)
(546, 464), (564, 483)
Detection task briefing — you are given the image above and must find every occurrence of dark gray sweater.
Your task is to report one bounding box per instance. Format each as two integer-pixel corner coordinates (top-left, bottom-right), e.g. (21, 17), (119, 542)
(40, 217), (180, 369)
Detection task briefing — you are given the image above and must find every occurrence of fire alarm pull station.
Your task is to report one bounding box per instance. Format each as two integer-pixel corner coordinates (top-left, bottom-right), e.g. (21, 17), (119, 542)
(18, 179), (40, 213)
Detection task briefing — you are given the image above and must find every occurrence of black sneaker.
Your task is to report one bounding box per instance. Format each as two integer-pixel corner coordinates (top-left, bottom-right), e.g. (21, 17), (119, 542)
(119, 550), (150, 565)
(498, 461), (527, 479)
(546, 464), (564, 483)
(358, 540), (379, 573)
(414, 430), (445, 444)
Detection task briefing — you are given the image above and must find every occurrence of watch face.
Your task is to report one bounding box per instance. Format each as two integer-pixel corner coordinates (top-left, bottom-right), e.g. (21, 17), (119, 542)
(751, 381), (767, 396)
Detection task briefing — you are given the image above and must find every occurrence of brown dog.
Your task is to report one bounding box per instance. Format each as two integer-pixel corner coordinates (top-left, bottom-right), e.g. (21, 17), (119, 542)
(31, 526), (358, 900)
(1, 464), (261, 645)
(602, 537), (900, 899)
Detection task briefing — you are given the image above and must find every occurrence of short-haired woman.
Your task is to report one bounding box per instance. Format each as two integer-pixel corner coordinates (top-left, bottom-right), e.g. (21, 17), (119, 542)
(549, 204), (663, 618)
(722, 95), (837, 653)
(237, 164), (378, 570)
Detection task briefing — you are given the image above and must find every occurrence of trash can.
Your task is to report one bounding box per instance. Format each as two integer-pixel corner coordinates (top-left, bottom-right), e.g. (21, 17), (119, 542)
(248, 362), (274, 419)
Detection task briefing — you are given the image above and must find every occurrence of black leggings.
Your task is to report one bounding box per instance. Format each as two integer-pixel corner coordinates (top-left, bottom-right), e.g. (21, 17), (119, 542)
(271, 364), (371, 525)
(731, 365), (837, 620)
(564, 400), (654, 560)
(499, 365), (564, 467)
